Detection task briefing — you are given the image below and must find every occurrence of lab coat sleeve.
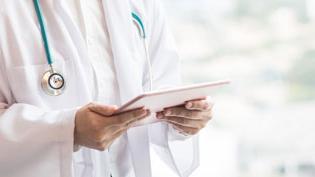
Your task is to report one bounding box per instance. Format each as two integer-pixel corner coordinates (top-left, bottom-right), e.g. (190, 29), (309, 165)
(146, 1), (199, 176)
(0, 59), (76, 176)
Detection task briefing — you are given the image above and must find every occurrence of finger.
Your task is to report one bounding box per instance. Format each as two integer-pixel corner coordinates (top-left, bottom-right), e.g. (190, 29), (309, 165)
(97, 129), (127, 151)
(99, 109), (150, 133)
(162, 107), (206, 120)
(106, 122), (138, 144)
(156, 112), (164, 119)
(185, 99), (214, 111)
(88, 102), (118, 116)
(171, 124), (200, 135)
(109, 129), (127, 142)
(107, 116), (145, 134)
(112, 108), (150, 126)
(162, 116), (205, 129)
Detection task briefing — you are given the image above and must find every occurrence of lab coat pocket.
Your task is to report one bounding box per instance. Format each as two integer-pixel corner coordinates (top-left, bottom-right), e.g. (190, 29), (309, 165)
(7, 59), (79, 110)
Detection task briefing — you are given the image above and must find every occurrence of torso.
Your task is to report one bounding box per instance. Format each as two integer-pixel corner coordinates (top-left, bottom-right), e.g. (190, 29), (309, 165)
(0, 1), (151, 176)
(67, 0), (121, 105)
(66, 0), (132, 177)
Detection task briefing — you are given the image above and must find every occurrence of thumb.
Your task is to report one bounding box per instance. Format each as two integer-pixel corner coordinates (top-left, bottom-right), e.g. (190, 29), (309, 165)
(88, 103), (118, 116)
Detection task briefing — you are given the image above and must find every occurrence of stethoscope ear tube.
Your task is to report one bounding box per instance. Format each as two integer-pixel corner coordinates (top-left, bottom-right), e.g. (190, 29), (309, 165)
(132, 12), (153, 91)
(132, 12), (146, 39)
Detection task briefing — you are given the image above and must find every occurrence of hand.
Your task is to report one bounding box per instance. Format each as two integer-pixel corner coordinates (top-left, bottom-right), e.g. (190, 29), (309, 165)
(74, 103), (150, 151)
(156, 99), (213, 136)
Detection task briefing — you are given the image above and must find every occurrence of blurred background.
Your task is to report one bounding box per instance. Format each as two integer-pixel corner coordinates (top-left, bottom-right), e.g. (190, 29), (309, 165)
(151, 0), (315, 176)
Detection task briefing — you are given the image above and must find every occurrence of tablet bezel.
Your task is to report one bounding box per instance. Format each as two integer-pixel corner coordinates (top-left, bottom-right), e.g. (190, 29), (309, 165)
(114, 80), (230, 114)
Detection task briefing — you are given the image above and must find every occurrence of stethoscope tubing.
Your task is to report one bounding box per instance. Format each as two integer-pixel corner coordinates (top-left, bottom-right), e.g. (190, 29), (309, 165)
(33, 0), (54, 66)
(33, 0), (153, 94)
(132, 12), (153, 91)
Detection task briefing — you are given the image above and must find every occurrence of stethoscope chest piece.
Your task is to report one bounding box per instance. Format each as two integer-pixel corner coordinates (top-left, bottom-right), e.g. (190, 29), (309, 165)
(41, 69), (65, 96)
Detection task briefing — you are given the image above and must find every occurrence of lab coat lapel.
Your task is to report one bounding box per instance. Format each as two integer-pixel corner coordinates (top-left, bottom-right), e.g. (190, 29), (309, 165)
(101, 1), (152, 177)
(51, 0), (96, 102)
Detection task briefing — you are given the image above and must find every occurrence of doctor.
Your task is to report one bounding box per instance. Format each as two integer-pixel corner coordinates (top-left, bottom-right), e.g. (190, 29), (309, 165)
(0, 0), (213, 177)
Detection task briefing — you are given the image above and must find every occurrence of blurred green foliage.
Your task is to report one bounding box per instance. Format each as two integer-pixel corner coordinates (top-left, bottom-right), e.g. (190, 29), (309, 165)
(287, 50), (315, 101)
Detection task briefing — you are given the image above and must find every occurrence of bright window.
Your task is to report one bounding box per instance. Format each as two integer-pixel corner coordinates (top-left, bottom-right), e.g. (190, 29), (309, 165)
(152, 0), (315, 176)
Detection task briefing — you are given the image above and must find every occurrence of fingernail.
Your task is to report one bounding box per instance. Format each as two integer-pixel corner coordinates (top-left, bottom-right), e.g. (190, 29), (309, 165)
(156, 113), (163, 119)
(112, 105), (119, 109)
(203, 103), (209, 110)
(165, 110), (171, 116)
(139, 109), (147, 116)
(186, 102), (193, 109)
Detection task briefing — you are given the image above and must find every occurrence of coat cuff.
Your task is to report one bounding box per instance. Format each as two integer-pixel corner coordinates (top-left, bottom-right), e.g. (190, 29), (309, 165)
(58, 108), (78, 177)
(58, 108), (77, 143)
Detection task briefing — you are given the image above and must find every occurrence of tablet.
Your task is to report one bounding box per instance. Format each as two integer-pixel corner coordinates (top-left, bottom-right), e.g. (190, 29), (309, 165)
(114, 80), (230, 126)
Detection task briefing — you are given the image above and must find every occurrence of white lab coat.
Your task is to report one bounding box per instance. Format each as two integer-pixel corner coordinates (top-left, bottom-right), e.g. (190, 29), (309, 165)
(0, 0), (199, 177)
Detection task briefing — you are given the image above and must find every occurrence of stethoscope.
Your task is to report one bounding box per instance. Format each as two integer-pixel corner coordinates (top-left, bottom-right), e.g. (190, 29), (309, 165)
(33, 0), (153, 96)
